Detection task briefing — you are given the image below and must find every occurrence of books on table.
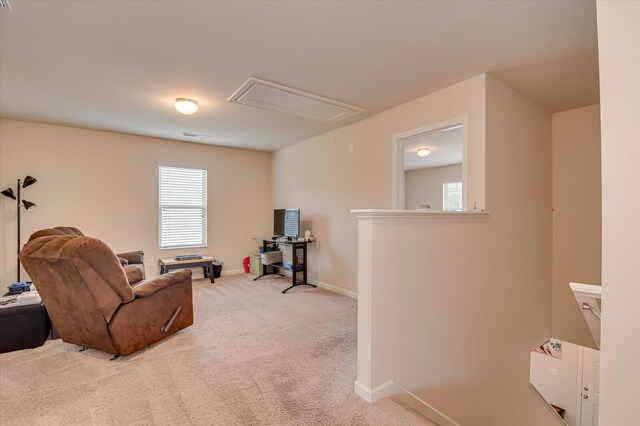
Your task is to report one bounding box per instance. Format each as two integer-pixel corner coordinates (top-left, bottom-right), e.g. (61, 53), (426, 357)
(0, 291), (42, 308)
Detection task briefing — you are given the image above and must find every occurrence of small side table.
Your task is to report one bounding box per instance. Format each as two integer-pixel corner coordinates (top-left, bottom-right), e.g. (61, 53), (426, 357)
(159, 256), (216, 283)
(0, 300), (50, 353)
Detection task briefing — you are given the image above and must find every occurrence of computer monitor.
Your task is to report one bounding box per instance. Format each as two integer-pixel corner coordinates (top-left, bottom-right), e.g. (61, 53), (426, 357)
(283, 209), (300, 237)
(273, 208), (300, 238)
(273, 209), (285, 236)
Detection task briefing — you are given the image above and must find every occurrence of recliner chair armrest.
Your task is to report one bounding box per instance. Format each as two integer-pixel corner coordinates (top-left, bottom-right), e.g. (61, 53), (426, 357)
(116, 250), (144, 265)
(131, 270), (192, 298)
(108, 271), (193, 356)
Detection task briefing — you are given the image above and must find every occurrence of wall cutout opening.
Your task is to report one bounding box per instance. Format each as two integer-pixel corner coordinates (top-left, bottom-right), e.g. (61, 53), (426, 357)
(392, 117), (468, 210)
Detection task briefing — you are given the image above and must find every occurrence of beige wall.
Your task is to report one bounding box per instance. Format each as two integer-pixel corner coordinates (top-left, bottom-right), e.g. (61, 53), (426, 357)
(0, 119), (272, 283)
(596, 2), (640, 425)
(354, 74), (554, 425)
(272, 74), (485, 295)
(404, 163), (462, 211)
(551, 105), (601, 348)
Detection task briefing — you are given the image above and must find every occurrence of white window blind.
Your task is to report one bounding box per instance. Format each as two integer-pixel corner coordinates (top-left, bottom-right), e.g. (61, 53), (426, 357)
(443, 181), (463, 212)
(159, 166), (207, 249)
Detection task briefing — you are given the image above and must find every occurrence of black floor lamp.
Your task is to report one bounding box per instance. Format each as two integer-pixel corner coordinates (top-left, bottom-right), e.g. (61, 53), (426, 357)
(1, 175), (38, 283)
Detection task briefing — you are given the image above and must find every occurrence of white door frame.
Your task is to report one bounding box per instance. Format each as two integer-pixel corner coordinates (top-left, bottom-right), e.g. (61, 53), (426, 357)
(391, 115), (469, 210)
(579, 347), (600, 426)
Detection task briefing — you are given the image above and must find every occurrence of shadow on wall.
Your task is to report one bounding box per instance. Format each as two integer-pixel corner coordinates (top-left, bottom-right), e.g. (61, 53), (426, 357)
(299, 214), (350, 290)
(301, 220), (313, 237)
(301, 217), (320, 281)
(489, 50), (600, 112)
(378, 381), (467, 426)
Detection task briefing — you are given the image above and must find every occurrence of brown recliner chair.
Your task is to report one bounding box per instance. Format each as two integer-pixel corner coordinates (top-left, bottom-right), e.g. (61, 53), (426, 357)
(27, 227), (147, 286)
(19, 228), (193, 357)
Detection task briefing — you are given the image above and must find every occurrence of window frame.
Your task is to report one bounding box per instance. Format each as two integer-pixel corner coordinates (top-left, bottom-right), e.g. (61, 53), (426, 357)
(158, 165), (208, 250)
(442, 180), (463, 212)
(391, 115), (469, 210)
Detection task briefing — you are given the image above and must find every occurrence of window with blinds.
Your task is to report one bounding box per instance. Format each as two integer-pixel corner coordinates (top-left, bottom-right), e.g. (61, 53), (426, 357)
(443, 181), (463, 212)
(159, 166), (207, 249)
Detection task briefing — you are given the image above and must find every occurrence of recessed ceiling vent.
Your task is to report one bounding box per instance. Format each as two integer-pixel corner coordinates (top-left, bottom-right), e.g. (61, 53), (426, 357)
(228, 77), (363, 124)
(182, 132), (211, 138)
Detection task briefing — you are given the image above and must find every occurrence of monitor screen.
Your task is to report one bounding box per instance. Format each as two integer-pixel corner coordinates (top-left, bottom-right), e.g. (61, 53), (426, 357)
(283, 209), (300, 237)
(273, 209), (285, 236)
(273, 208), (300, 237)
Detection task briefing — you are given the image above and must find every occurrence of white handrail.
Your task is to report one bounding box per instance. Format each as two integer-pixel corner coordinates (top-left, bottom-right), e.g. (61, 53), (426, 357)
(570, 282), (602, 298)
(570, 282), (602, 348)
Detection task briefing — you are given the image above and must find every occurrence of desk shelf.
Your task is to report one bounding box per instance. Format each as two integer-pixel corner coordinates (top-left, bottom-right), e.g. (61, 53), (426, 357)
(269, 262), (304, 272)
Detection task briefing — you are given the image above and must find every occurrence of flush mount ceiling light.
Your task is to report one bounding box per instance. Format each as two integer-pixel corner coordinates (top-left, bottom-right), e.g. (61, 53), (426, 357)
(416, 148), (431, 157)
(175, 98), (199, 115)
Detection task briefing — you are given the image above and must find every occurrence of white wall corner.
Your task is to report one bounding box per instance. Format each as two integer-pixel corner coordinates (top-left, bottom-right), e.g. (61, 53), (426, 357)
(356, 217), (374, 391)
(355, 379), (462, 426)
(354, 380), (397, 403)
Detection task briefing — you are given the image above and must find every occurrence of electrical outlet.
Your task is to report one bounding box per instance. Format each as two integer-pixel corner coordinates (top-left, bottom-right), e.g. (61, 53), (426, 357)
(146, 258), (156, 268)
(348, 143), (354, 153)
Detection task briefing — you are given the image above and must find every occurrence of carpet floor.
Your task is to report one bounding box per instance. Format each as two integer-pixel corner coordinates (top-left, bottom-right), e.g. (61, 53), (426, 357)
(0, 274), (431, 425)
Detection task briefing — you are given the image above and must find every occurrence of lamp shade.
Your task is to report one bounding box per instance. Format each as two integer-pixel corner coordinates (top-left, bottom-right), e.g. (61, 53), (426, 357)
(1, 188), (16, 200)
(22, 200), (37, 211)
(22, 175), (37, 188)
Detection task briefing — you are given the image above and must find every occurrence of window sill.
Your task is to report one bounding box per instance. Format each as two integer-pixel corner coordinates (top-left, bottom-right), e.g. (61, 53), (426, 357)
(159, 245), (208, 251)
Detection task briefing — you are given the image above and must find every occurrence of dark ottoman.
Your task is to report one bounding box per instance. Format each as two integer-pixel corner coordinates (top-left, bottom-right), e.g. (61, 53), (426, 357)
(0, 301), (50, 353)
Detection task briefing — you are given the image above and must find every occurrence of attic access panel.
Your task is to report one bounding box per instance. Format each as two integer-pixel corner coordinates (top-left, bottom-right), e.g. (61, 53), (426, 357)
(228, 77), (363, 124)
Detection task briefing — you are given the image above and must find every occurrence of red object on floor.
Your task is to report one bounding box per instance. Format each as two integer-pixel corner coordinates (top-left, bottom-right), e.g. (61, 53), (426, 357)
(242, 257), (250, 273)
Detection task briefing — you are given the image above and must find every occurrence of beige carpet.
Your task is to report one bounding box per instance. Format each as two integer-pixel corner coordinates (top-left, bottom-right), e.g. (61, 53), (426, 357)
(0, 274), (431, 425)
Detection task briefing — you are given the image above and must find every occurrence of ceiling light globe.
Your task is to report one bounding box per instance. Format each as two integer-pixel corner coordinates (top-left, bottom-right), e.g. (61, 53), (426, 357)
(175, 98), (199, 115)
(416, 148), (431, 157)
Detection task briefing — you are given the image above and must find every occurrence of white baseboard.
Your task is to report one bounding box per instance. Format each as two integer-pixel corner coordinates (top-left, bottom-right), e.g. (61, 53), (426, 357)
(354, 380), (397, 403)
(528, 383), (567, 425)
(354, 380), (460, 426)
(309, 278), (357, 299)
(391, 382), (461, 426)
(274, 270), (358, 299)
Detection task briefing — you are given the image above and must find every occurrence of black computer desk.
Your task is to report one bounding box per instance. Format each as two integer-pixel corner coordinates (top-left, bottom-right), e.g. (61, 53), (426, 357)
(253, 239), (316, 294)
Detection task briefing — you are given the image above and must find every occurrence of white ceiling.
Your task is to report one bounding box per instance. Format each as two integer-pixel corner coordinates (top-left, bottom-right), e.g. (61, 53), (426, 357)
(0, 1), (598, 152)
(404, 127), (463, 171)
